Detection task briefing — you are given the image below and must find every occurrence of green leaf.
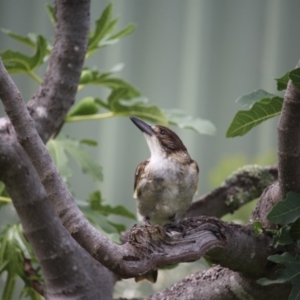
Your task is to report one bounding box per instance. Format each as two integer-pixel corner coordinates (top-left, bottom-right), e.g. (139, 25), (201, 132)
(55, 137), (103, 182)
(88, 190), (136, 220)
(236, 89), (277, 109)
(267, 192), (300, 225)
(163, 108), (216, 135)
(46, 5), (57, 26)
(1, 28), (36, 49)
(67, 97), (100, 117)
(275, 72), (289, 91)
(0, 224), (42, 300)
(0, 181), (5, 195)
(88, 3), (113, 53)
(289, 68), (300, 89)
(0, 182), (10, 209)
(84, 213), (122, 243)
(98, 78), (140, 99)
(291, 218), (300, 240)
(79, 69), (96, 84)
(47, 136), (103, 183)
(79, 67), (141, 99)
(87, 4), (136, 57)
(20, 285), (43, 300)
(80, 139), (98, 147)
(258, 253), (300, 300)
(273, 226), (293, 247)
(107, 89), (168, 125)
(107, 220), (126, 233)
(46, 139), (72, 183)
(252, 221), (263, 237)
(0, 224), (36, 276)
(226, 97), (283, 138)
(1, 35), (48, 74)
(2, 272), (16, 300)
(108, 23), (136, 41)
(97, 18), (119, 48)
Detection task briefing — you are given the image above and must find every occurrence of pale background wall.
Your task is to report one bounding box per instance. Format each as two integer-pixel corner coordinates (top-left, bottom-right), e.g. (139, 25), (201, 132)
(0, 0), (300, 297)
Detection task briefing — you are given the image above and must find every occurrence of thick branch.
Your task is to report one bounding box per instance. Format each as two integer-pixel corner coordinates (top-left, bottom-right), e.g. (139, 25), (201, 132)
(117, 217), (277, 280)
(277, 64), (300, 198)
(0, 128), (113, 299)
(253, 61), (300, 225)
(27, 0), (90, 142)
(147, 266), (291, 300)
(187, 165), (277, 218)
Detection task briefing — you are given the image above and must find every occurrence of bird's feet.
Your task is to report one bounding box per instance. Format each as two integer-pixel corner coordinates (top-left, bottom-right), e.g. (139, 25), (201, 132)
(163, 221), (187, 237)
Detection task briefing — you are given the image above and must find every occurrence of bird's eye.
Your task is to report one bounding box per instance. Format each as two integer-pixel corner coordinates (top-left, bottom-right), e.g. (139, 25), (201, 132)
(160, 130), (167, 135)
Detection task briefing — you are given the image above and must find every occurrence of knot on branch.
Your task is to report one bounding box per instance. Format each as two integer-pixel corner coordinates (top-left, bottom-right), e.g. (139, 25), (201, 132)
(127, 224), (167, 256)
(124, 217), (226, 265)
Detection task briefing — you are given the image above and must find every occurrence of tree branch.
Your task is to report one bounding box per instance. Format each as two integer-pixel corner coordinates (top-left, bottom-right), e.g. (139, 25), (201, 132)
(186, 165), (278, 218)
(252, 62), (300, 226)
(27, 0), (90, 142)
(147, 266), (291, 300)
(0, 128), (114, 299)
(117, 217), (277, 279)
(277, 62), (300, 199)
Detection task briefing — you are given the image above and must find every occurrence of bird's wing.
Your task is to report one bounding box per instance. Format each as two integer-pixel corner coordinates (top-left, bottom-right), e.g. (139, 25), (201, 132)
(133, 160), (149, 198)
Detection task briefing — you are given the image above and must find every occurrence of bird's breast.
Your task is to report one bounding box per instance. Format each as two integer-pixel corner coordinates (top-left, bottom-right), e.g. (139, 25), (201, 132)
(135, 158), (198, 225)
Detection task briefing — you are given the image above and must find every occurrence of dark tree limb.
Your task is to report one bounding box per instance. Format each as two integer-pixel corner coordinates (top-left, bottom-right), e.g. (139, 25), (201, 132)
(27, 0), (90, 142)
(118, 217), (277, 279)
(252, 61), (300, 227)
(0, 129), (113, 299)
(277, 64), (300, 199)
(147, 266), (291, 300)
(187, 165), (278, 218)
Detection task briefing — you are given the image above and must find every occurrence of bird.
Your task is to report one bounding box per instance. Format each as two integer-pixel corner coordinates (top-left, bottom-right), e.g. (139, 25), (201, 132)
(130, 116), (199, 283)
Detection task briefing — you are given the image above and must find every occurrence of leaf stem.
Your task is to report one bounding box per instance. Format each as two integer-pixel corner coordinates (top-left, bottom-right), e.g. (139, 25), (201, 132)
(28, 71), (43, 84)
(65, 112), (115, 122)
(0, 196), (11, 203)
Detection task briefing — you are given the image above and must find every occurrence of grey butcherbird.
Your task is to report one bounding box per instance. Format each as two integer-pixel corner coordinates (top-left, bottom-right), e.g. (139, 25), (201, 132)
(130, 116), (199, 283)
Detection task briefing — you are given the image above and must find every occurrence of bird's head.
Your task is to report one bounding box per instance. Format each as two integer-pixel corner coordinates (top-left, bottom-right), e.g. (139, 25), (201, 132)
(130, 116), (191, 162)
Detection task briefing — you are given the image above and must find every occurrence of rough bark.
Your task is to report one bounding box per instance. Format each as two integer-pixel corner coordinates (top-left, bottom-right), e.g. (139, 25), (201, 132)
(252, 61), (300, 227)
(187, 165), (278, 218)
(277, 70), (300, 198)
(27, 0), (90, 142)
(147, 266), (291, 300)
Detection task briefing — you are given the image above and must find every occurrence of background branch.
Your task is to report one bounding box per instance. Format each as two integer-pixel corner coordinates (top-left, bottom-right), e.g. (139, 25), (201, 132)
(27, 0), (90, 142)
(147, 266), (291, 300)
(187, 165), (277, 218)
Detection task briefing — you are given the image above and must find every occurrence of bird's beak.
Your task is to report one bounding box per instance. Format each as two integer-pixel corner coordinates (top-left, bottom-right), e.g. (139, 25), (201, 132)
(130, 116), (153, 136)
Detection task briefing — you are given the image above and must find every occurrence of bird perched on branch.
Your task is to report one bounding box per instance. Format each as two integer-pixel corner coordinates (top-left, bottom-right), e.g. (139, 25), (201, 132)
(130, 116), (199, 283)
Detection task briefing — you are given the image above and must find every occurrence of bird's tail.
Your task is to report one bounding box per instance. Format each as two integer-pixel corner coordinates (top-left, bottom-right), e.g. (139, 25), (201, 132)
(135, 269), (158, 283)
